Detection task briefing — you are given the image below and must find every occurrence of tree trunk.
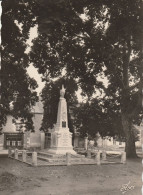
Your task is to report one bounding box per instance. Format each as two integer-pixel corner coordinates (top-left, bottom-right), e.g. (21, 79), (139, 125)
(121, 114), (137, 158)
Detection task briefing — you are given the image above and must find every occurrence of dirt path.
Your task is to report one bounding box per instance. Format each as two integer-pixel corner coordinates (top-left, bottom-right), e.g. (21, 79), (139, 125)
(0, 157), (142, 195)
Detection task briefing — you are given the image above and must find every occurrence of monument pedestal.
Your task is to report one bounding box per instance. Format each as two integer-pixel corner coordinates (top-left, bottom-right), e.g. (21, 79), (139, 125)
(48, 129), (76, 155)
(47, 85), (76, 155)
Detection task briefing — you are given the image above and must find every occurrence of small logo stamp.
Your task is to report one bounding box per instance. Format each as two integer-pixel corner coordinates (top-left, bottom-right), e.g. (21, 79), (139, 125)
(120, 181), (135, 194)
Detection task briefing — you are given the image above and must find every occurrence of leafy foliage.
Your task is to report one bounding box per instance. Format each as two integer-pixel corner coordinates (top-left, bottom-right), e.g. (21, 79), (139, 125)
(75, 97), (124, 139)
(29, 0), (142, 157)
(1, 0), (38, 132)
(40, 77), (78, 135)
(2, 0), (142, 157)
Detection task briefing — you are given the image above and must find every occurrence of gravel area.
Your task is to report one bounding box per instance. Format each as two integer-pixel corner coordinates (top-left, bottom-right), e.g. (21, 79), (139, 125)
(0, 156), (142, 195)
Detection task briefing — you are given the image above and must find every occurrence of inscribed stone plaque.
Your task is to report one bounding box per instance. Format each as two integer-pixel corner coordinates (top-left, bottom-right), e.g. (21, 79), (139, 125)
(61, 133), (69, 146)
(62, 121), (66, 128)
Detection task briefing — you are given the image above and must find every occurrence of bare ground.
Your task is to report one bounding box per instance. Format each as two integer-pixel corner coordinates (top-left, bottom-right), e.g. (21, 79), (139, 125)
(0, 157), (142, 195)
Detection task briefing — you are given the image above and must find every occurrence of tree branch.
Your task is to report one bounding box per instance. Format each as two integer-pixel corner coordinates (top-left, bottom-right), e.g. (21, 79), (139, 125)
(128, 82), (140, 91)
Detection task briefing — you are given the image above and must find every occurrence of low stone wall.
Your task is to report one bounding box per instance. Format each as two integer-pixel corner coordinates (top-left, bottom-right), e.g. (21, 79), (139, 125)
(8, 148), (127, 166)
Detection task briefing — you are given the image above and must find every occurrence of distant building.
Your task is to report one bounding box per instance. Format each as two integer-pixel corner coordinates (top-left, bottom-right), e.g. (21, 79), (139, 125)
(0, 101), (45, 150)
(96, 125), (142, 148)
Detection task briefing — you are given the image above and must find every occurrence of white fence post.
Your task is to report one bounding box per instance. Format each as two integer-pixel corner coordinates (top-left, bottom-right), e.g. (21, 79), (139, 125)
(87, 150), (91, 158)
(8, 147), (12, 157)
(96, 151), (101, 165)
(32, 152), (37, 166)
(102, 150), (106, 161)
(66, 153), (71, 166)
(14, 149), (18, 160)
(121, 151), (126, 164)
(22, 150), (27, 162)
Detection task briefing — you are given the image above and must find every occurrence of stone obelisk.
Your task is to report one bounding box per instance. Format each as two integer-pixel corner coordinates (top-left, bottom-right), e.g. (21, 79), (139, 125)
(48, 85), (76, 155)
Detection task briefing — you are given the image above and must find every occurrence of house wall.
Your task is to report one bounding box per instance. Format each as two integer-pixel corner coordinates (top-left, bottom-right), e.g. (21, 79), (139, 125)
(97, 136), (141, 148)
(0, 115), (16, 150)
(23, 132), (45, 149)
(28, 113), (44, 148)
(0, 114), (45, 149)
(2, 115), (16, 132)
(29, 133), (41, 148)
(2, 113), (43, 133)
(32, 113), (43, 133)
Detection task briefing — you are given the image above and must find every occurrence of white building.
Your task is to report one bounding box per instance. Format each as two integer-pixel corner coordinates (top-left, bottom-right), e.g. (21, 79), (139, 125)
(96, 125), (142, 149)
(0, 101), (45, 150)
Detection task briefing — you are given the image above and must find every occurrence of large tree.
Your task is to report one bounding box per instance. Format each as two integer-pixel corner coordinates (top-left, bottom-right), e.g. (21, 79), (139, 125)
(1, 0), (38, 132)
(101, 0), (143, 157)
(30, 0), (142, 157)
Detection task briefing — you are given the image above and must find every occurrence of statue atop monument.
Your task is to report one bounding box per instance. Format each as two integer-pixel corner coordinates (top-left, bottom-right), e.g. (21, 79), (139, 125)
(60, 85), (65, 98)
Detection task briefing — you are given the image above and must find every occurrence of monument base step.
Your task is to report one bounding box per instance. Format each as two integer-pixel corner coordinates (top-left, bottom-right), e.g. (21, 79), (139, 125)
(37, 155), (89, 163)
(47, 148), (77, 155)
(37, 156), (66, 163)
(37, 152), (64, 159)
(38, 151), (85, 158)
(37, 151), (96, 164)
